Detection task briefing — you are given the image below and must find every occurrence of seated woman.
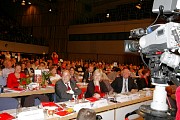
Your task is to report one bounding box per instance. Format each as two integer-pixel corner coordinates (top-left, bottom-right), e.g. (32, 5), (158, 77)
(136, 69), (152, 90)
(101, 72), (114, 94)
(69, 67), (78, 82)
(85, 69), (108, 99)
(7, 63), (49, 107)
(49, 65), (61, 85)
(7, 63), (26, 88)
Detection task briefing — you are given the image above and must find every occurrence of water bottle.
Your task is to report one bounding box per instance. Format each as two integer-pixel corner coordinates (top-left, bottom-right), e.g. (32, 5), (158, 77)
(74, 95), (79, 104)
(0, 85), (4, 93)
(82, 93), (85, 102)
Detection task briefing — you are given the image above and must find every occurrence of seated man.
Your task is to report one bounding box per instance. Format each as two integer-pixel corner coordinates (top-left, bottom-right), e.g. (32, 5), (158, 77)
(55, 70), (81, 102)
(111, 68), (137, 93)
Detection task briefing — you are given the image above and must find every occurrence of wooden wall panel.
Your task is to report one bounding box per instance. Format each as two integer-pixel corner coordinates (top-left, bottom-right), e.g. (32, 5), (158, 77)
(0, 40), (48, 54)
(68, 41), (124, 54)
(67, 53), (140, 64)
(68, 53), (97, 61)
(68, 19), (153, 34)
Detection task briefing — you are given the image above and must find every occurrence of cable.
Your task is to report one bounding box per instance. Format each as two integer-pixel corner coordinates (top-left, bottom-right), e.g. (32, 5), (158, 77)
(140, 51), (148, 68)
(147, 5), (164, 28)
(166, 96), (172, 110)
(147, 12), (160, 28)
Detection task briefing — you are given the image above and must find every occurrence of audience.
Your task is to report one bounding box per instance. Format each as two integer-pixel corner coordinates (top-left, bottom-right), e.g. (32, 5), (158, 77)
(1, 51), (159, 109)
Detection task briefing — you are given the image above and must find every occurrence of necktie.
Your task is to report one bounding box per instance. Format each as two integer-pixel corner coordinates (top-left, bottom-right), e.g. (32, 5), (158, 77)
(124, 79), (127, 92)
(66, 83), (71, 91)
(88, 73), (92, 81)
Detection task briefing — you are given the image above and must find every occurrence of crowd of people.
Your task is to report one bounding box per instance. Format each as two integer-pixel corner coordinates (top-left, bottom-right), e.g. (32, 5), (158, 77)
(0, 51), (177, 117)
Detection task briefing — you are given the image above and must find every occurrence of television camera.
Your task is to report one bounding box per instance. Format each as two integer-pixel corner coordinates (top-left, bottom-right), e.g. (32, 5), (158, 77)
(127, 0), (180, 119)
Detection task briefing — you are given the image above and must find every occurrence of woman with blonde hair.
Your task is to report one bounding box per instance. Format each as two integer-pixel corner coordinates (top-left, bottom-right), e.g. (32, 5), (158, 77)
(85, 69), (108, 99)
(49, 65), (61, 85)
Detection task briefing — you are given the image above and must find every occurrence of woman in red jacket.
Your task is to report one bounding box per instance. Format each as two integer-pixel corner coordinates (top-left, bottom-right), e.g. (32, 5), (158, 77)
(7, 63), (26, 88)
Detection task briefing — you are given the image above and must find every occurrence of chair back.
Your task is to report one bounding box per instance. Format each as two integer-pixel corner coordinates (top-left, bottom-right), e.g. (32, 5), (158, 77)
(0, 98), (18, 111)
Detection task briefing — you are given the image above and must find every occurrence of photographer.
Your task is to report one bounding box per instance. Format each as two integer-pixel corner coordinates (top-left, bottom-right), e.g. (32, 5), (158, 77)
(51, 52), (59, 65)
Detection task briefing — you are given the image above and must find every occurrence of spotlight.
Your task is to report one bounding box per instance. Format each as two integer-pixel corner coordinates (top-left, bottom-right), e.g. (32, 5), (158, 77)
(21, 0), (25, 5)
(136, 3), (141, 9)
(49, 8), (52, 12)
(106, 13), (110, 18)
(28, 1), (31, 5)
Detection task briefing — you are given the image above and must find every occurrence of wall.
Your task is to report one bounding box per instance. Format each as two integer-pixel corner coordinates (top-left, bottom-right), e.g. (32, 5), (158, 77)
(67, 19), (152, 64)
(0, 40), (49, 54)
(68, 19), (153, 34)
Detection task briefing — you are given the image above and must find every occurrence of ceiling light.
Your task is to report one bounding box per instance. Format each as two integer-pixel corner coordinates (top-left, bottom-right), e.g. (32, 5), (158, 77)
(106, 13), (110, 18)
(28, 2), (31, 5)
(136, 4), (141, 9)
(21, 0), (25, 5)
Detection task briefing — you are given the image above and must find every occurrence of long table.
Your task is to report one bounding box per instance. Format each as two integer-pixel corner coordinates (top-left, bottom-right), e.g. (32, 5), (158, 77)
(0, 86), (55, 98)
(0, 84), (152, 120)
(0, 83), (87, 98)
(54, 96), (152, 120)
(0, 96), (152, 120)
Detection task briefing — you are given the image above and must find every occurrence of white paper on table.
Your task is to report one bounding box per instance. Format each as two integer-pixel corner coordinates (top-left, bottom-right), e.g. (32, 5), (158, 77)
(128, 93), (140, 100)
(17, 109), (44, 120)
(73, 102), (91, 112)
(92, 99), (108, 108)
(116, 94), (130, 103)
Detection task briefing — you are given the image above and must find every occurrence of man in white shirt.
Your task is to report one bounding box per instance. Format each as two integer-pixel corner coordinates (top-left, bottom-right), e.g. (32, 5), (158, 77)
(1, 60), (14, 86)
(111, 68), (138, 93)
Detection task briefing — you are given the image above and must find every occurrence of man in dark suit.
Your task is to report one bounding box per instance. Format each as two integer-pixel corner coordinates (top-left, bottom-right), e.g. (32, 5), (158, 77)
(24, 61), (34, 77)
(55, 70), (82, 102)
(83, 65), (94, 83)
(111, 68), (137, 93)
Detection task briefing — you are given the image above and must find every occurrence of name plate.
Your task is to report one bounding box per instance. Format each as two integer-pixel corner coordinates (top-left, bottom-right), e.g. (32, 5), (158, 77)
(129, 93), (140, 100)
(93, 99), (108, 108)
(116, 95), (130, 103)
(73, 102), (91, 112)
(17, 109), (44, 120)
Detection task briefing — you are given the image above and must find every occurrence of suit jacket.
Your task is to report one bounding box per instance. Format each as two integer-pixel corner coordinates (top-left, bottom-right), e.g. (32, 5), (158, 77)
(7, 72), (26, 88)
(111, 77), (137, 93)
(24, 68), (34, 76)
(83, 71), (93, 83)
(136, 77), (152, 90)
(85, 80), (109, 98)
(55, 80), (82, 102)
